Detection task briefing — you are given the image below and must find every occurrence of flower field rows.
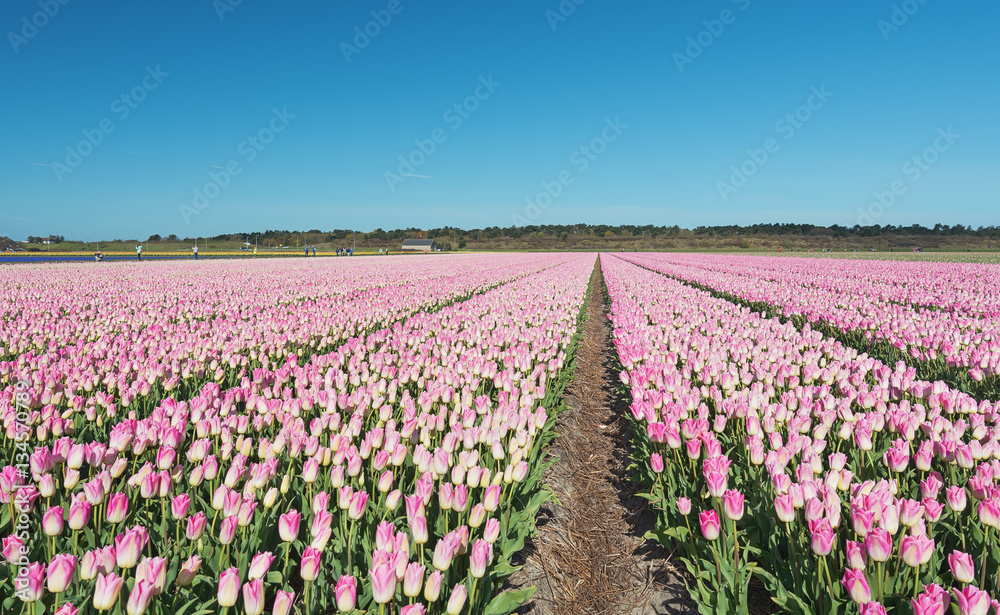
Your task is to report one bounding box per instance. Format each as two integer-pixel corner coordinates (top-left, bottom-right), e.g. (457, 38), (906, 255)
(602, 253), (1000, 614)
(1, 254), (592, 615)
(617, 252), (1000, 398)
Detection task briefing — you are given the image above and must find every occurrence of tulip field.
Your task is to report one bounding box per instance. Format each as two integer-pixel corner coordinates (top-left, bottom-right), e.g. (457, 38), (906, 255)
(1, 254), (591, 615)
(4, 251), (1000, 615)
(604, 252), (1000, 615)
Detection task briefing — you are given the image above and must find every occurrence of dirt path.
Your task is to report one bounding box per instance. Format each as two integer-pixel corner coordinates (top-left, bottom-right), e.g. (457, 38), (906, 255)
(512, 257), (694, 615)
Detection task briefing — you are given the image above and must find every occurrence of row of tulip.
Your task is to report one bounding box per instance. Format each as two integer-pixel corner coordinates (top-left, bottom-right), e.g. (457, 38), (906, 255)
(0, 254), (564, 431)
(601, 253), (1000, 615)
(616, 252), (1000, 399)
(0, 254), (593, 615)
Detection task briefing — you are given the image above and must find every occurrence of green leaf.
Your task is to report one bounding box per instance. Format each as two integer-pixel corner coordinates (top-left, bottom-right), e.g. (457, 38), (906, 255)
(482, 587), (538, 615)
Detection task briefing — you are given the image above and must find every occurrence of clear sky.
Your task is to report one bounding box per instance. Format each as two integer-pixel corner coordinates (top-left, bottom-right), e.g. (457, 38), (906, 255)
(1, 1), (997, 240)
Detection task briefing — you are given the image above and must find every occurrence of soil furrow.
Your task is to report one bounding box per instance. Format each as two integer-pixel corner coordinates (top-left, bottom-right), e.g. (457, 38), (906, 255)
(512, 257), (694, 615)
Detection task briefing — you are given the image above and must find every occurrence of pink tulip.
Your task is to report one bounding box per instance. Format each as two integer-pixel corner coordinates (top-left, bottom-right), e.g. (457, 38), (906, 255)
(722, 489), (744, 521)
(136, 556), (167, 595)
(841, 568), (871, 604)
(864, 528), (892, 562)
(176, 555), (201, 586)
(469, 539), (492, 578)
(68, 497), (92, 530)
(911, 592), (945, 615)
(17, 561), (45, 602)
(125, 579), (155, 615)
(171, 494), (191, 519)
(273, 590), (295, 615)
(300, 546), (321, 582)
(650, 453), (664, 473)
(106, 493), (128, 524)
(809, 520), (835, 556)
(699, 510), (720, 541)
(47, 554), (77, 593)
(93, 572), (125, 611)
(976, 499), (1000, 530)
(247, 552), (275, 580)
(946, 486), (968, 512)
(845, 540), (866, 570)
(424, 569), (444, 602)
(335, 576), (357, 612)
(401, 605), (426, 615)
(446, 583), (467, 615)
(899, 534), (935, 567)
(949, 550), (976, 584)
(217, 567), (240, 608)
(114, 528), (144, 569)
(774, 495), (795, 523)
(242, 578), (265, 615)
(186, 511), (207, 540)
(43, 505), (64, 536)
(54, 604), (79, 615)
(371, 563), (396, 604)
(675, 497), (691, 516)
(951, 585), (990, 615)
(278, 510), (300, 542)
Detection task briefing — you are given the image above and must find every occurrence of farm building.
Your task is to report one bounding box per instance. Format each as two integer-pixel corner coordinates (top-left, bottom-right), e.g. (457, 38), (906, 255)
(401, 239), (436, 252)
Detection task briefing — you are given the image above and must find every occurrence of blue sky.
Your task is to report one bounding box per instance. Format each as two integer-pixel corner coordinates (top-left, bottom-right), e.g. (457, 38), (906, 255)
(1, 1), (998, 240)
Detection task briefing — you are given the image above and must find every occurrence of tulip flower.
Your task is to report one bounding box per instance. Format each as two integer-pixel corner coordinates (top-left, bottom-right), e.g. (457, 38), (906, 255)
(949, 550), (976, 584)
(54, 604), (80, 615)
(677, 497), (692, 516)
(951, 585), (990, 615)
(300, 546), (321, 582)
(699, 510), (720, 541)
(93, 572), (125, 611)
(900, 534), (935, 567)
(722, 489), (744, 521)
(272, 590), (295, 615)
(106, 493), (128, 523)
(841, 568), (871, 604)
(125, 579), (155, 615)
(47, 554), (77, 593)
(217, 567), (240, 608)
(186, 511), (207, 540)
(864, 529), (892, 562)
(247, 552), (275, 580)
(241, 578), (265, 615)
(136, 557), (167, 595)
(371, 563), (396, 604)
(17, 561), (45, 602)
(176, 555), (202, 586)
(335, 576), (356, 612)
(469, 539), (492, 578)
(446, 583), (467, 615)
(278, 510), (300, 542)
(171, 494), (191, 519)
(43, 505), (64, 536)
(114, 528), (144, 569)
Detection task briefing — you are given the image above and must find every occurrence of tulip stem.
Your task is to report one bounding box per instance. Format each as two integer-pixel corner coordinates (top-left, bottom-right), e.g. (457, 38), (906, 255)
(981, 527), (991, 588)
(469, 578), (479, 612)
(784, 523), (802, 591)
(877, 561), (883, 603)
(347, 518), (357, 574)
(709, 538), (722, 588)
(912, 563), (921, 599)
(304, 580), (311, 615)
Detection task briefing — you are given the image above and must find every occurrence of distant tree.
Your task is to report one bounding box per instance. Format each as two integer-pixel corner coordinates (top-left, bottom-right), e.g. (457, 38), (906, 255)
(148, 234), (162, 242)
